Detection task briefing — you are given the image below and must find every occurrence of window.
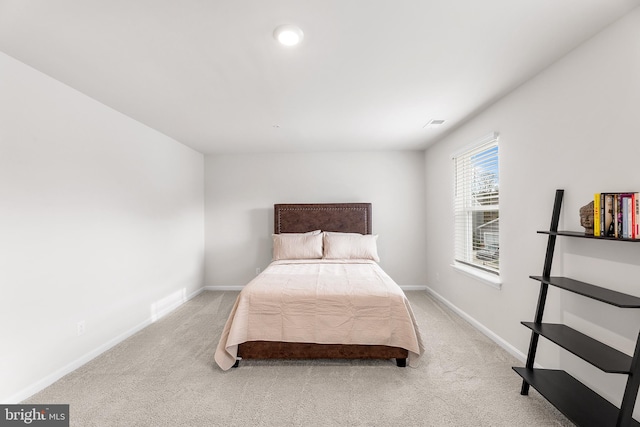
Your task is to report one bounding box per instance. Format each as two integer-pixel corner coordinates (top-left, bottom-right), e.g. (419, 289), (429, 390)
(453, 133), (499, 276)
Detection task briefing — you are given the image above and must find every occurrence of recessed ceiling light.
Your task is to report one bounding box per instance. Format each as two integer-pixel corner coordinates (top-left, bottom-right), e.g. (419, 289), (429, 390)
(423, 119), (446, 128)
(273, 24), (304, 46)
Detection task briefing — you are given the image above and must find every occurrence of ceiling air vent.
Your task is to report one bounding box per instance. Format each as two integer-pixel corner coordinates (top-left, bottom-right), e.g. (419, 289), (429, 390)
(423, 119), (446, 128)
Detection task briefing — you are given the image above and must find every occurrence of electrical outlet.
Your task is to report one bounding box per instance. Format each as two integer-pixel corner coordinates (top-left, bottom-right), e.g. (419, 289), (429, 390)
(255, 267), (261, 275)
(77, 320), (86, 336)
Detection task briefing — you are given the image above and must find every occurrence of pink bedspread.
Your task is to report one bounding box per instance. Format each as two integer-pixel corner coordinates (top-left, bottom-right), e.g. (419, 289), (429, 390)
(214, 259), (424, 370)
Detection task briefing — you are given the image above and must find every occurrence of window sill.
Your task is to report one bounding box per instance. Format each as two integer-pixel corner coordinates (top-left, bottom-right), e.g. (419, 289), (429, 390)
(451, 262), (502, 290)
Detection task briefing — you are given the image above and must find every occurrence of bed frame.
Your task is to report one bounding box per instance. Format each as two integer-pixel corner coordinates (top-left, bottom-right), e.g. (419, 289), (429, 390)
(235, 203), (408, 367)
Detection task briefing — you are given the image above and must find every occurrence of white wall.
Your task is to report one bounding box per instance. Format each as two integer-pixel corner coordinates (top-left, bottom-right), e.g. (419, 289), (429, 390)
(0, 52), (205, 402)
(205, 151), (427, 287)
(425, 7), (640, 414)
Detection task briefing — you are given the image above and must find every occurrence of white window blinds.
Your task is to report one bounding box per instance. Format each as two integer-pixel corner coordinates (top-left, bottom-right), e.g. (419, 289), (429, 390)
(453, 133), (499, 275)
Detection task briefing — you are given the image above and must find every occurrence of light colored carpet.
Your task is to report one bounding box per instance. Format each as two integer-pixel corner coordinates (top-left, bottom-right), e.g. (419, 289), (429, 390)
(25, 291), (570, 426)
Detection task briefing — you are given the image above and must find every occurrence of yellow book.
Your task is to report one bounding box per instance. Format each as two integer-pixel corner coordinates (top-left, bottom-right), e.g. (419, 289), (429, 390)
(593, 193), (601, 236)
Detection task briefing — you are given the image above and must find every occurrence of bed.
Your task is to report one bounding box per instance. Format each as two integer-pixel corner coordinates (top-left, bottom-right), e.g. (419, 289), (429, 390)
(214, 203), (424, 370)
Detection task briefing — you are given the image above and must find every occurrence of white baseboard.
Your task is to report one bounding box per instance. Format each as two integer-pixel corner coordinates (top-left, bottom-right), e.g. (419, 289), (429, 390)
(203, 285), (244, 291)
(400, 285), (428, 291)
(203, 285), (428, 292)
(425, 285), (534, 365)
(5, 287), (204, 404)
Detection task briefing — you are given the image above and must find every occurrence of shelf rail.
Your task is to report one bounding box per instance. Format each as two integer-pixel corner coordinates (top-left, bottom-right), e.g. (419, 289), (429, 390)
(521, 189), (564, 395)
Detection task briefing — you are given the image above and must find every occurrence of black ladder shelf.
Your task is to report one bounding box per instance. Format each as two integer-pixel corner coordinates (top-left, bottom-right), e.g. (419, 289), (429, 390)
(513, 189), (640, 427)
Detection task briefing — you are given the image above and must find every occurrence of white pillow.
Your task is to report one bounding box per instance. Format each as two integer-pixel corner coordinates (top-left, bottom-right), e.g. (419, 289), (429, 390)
(272, 230), (323, 260)
(323, 231), (380, 262)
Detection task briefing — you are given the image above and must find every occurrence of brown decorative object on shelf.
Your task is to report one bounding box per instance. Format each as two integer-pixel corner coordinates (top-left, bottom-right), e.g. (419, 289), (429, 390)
(580, 200), (594, 235)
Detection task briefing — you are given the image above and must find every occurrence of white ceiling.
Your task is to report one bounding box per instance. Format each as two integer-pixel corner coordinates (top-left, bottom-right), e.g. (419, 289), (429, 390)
(1, 1), (638, 154)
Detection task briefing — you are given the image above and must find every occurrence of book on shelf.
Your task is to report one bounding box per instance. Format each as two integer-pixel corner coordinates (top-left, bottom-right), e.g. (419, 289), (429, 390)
(594, 192), (639, 239)
(604, 193), (614, 237)
(636, 194), (640, 238)
(593, 193), (601, 236)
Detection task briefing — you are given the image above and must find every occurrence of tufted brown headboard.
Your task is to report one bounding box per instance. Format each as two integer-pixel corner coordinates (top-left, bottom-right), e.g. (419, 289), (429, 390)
(274, 203), (372, 235)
